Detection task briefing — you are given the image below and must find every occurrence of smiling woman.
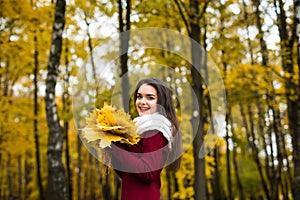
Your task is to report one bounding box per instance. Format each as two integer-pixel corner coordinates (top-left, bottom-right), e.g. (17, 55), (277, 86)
(110, 77), (182, 200)
(135, 84), (158, 116)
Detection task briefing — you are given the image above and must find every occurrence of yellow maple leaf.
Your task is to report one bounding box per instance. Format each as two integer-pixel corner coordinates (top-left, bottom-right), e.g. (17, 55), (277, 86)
(82, 127), (105, 142)
(82, 103), (140, 148)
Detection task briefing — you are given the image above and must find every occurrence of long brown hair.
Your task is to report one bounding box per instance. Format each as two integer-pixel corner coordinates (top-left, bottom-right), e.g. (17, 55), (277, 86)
(134, 78), (182, 171)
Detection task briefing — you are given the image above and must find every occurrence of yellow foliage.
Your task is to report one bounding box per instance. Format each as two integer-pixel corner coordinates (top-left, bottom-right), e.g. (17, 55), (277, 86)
(205, 155), (215, 179)
(173, 186), (194, 199)
(172, 146), (195, 199)
(82, 103), (140, 148)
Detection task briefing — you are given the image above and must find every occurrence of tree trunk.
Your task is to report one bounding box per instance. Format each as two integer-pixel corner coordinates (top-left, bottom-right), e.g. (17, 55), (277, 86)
(84, 15), (97, 82)
(211, 148), (223, 200)
(3, 54), (9, 97)
(252, 1), (290, 197)
(0, 161), (1, 198)
(225, 108), (232, 200)
(88, 155), (96, 200)
(265, 95), (276, 183)
(77, 133), (82, 200)
(83, 158), (88, 200)
(33, 33), (45, 200)
(103, 169), (113, 200)
(63, 41), (73, 200)
(166, 171), (172, 200)
(240, 105), (271, 199)
(45, 0), (67, 199)
(232, 138), (244, 200)
(222, 42), (232, 199)
(24, 156), (33, 200)
(173, 2), (208, 197)
(7, 153), (13, 200)
(251, 0), (269, 66)
(0, 54), (9, 200)
(189, 0), (206, 199)
(229, 110), (245, 200)
(18, 155), (22, 200)
(248, 104), (272, 200)
(256, 99), (273, 185)
(190, 44), (206, 200)
(114, 176), (121, 200)
(293, 1), (300, 199)
(274, 0), (299, 198)
(118, 0), (131, 112)
(271, 103), (289, 200)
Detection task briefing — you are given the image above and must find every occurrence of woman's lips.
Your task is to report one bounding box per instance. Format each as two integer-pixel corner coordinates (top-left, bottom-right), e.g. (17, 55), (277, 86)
(138, 107), (150, 114)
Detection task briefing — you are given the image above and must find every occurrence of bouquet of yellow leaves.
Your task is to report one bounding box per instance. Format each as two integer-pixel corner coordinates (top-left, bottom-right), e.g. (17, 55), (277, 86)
(82, 103), (140, 149)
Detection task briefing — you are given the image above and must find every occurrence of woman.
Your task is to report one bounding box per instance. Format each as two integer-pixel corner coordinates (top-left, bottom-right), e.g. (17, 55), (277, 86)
(111, 78), (182, 200)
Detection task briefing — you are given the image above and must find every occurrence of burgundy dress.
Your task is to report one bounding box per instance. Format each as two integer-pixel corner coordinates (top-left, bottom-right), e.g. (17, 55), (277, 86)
(111, 130), (169, 200)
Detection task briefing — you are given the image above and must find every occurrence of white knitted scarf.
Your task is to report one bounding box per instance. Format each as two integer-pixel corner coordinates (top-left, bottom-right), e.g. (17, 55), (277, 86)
(133, 113), (173, 149)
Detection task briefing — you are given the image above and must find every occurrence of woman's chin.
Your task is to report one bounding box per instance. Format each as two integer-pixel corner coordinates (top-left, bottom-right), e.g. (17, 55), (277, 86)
(138, 111), (151, 116)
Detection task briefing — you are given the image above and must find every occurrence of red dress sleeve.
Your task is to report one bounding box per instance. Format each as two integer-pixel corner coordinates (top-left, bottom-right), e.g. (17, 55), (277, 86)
(111, 131), (169, 184)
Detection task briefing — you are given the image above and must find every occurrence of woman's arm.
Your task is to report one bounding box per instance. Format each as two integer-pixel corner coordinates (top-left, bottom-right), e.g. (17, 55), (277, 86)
(111, 131), (168, 184)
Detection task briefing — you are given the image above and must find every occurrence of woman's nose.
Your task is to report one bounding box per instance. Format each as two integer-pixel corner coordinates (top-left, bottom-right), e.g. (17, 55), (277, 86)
(140, 97), (146, 104)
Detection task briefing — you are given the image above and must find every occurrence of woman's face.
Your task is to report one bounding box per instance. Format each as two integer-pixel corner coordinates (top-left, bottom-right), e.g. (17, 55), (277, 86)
(135, 84), (158, 116)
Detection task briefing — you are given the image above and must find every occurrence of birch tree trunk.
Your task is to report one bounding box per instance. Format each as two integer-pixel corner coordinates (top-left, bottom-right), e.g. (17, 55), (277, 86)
(45, 0), (67, 199)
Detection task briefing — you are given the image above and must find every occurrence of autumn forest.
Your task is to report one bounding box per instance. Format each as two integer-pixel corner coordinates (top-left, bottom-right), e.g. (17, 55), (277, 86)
(1, 0), (300, 200)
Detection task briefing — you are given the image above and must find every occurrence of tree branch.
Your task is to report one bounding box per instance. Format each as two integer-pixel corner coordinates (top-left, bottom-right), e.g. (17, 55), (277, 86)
(173, 0), (191, 36)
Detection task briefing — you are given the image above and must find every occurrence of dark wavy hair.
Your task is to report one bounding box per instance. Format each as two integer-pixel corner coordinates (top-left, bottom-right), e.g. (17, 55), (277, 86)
(134, 78), (182, 171)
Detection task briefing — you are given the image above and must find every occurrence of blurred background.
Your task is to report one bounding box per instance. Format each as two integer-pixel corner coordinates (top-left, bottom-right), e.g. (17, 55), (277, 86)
(0, 0), (299, 199)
